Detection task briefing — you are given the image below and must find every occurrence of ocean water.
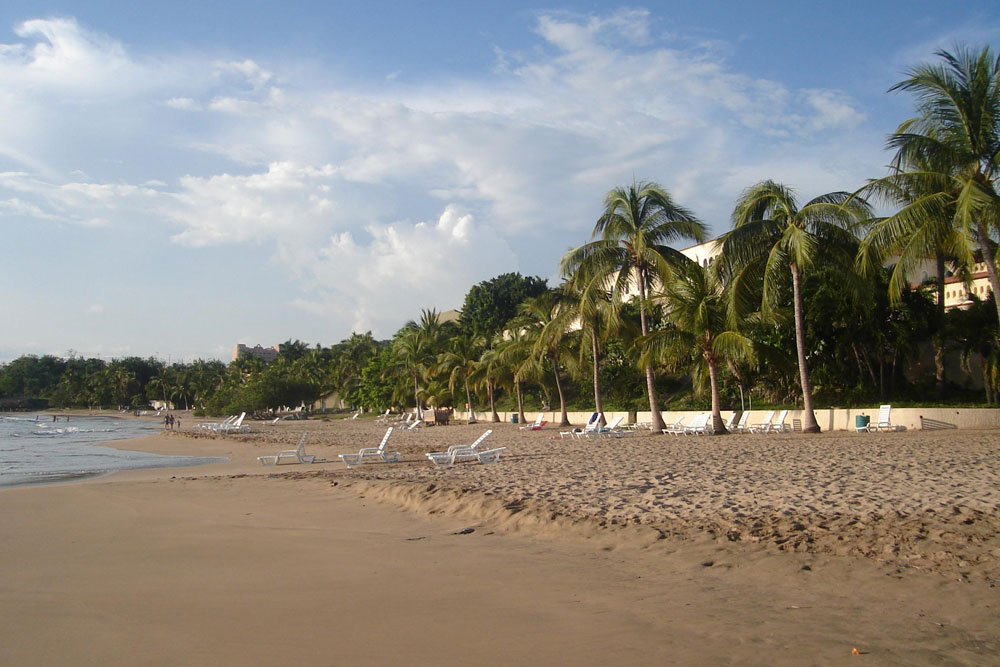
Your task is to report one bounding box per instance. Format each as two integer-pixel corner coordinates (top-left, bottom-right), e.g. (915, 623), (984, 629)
(0, 414), (227, 488)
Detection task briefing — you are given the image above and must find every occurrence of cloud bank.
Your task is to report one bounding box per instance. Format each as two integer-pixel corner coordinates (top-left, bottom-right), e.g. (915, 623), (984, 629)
(0, 10), (888, 350)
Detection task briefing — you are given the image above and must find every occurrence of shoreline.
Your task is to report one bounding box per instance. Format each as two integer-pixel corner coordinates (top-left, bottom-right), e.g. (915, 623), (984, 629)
(2, 419), (998, 664)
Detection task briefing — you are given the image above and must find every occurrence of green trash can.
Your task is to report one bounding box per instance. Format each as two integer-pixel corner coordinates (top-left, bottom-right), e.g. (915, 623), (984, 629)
(855, 415), (870, 432)
(511, 414), (519, 424)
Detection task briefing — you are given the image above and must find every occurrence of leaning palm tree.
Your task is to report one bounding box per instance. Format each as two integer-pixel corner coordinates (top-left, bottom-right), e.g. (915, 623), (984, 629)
(718, 180), (871, 433)
(472, 343), (505, 422)
(437, 333), (483, 423)
(516, 291), (575, 427)
(639, 260), (754, 434)
(560, 181), (707, 432)
(872, 45), (1000, 334)
(495, 327), (537, 425)
(560, 274), (617, 427)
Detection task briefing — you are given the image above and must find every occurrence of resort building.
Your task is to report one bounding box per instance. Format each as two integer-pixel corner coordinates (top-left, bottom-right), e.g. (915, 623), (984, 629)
(907, 258), (996, 310)
(232, 344), (280, 363)
(674, 238), (993, 312)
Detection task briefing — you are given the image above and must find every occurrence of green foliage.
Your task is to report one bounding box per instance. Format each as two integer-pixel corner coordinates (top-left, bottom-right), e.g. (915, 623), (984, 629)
(459, 273), (548, 339)
(357, 348), (395, 411)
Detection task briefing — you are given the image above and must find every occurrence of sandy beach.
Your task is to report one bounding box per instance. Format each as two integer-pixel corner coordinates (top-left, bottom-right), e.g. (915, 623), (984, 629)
(2, 415), (998, 665)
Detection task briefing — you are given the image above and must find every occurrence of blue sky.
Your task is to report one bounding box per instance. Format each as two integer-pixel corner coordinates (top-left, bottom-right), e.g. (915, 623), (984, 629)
(1, 1), (998, 362)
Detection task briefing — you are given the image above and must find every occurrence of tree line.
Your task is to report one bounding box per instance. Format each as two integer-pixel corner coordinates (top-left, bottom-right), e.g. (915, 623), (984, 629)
(2, 46), (999, 431)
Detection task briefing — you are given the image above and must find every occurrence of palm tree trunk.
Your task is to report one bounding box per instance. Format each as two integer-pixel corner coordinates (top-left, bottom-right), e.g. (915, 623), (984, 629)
(488, 382), (499, 422)
(515, 378), (526, 424)
(591, 331), (606, 427)
(464, 378), (476, 424)
(791, 263), (820, 432)
(707, 354), (727, 434)
(975, 223), (1000, 342)
(413, 374), (422, 419)
(551, 354), (569, 426)
(934, 253), (947, 397)
(637, 272), (666, 432)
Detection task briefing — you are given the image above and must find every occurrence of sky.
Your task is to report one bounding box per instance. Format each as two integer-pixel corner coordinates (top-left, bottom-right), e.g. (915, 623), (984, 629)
(1, 1), (998, 363)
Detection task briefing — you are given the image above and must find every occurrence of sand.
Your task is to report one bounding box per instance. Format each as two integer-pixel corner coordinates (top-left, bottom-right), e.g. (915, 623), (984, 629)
(1, 415), (998, 665)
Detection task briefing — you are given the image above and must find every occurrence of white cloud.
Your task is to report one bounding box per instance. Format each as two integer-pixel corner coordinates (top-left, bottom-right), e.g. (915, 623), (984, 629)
(294, 206), (519, 334)
(0, 11), (889, 345)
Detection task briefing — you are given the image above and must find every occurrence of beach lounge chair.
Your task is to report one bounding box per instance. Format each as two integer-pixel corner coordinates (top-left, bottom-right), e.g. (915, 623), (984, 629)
(721, 413), (736, 432)
(200, 414), (236, 431)
(219, 412), (249, 434)
(734, 412), (751, 433)
(662, 416), (688, 435)
(519, 414), (546, 430)
(473, 447), (507, 464)
(258, 432), (323, 465)
(446, 429), (494, 460)
(750, 410), (775, 434)
(425, 430), (494, 467)
(427, 444), (507, 467)
(593, 415), (626, 438)
(374, 409), (391, 423)
(873, 404), (903, 432)
(769, 409), (790, 433)
(339, 427), (401, 467)
(560, 412), (599, 439)
(683, 413), (710, 435)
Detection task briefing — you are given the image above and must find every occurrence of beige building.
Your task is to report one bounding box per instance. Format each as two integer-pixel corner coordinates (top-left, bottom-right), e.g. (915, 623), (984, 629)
(232, 344), (280, 363)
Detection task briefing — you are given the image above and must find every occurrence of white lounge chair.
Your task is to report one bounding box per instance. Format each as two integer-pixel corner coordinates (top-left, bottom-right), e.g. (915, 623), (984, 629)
(768, 409), (790, 433)
(339, 427), (401, 467)
(446, 429), (494, 460)
(258, 432), (323, 465)
(473, 447), (507, 464)
(750, 410), (775, 434)
(425, 430), (493, 467)
(560, 412), (599, 439)
(427, 445), (507, 467)
(592, 415), (625, 438)
(872, 404), (903, 432)
(519, 414), (546, 431)
(374, 409), (391, 423)
(682, 413), (710, 435)
(200, 414), (236, 431)
(734, 412), (751, 433)
(662, 416), (688, 435)
(219, 412), (249, 434)
(721, 413), (737, 432)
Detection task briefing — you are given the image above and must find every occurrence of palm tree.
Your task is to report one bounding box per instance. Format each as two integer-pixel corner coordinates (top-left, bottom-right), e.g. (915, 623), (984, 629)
(389, 326), (428, 418)
(718, 180), (871, 432)
(516, 291), (575, 427)
(472, 344), (504, 422)
(495, 327), (536, 425)
(872, 45), (1000, 335)
(639, 260), (754, 434)
(856, 155), (965, 396)
(437, 333), (483, 423)
(560, 275), (618, 427)
(561, 181), (707, 432)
